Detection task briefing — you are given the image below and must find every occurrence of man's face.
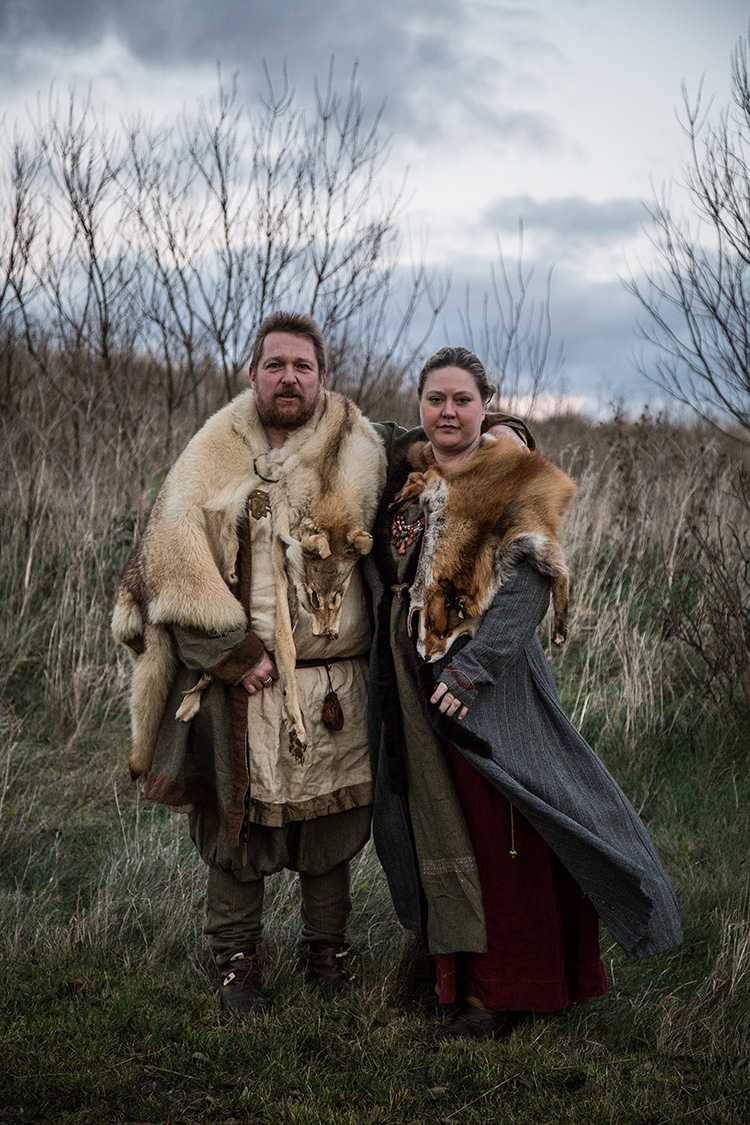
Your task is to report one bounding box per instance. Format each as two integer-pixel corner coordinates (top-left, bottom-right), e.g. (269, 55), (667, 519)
(250, 331), (324, 438)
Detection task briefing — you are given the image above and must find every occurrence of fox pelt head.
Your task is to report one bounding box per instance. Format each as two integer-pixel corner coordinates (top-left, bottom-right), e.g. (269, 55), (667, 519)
(276, 392), (385, 642)
(285, 517), (373, 638)
(395, 437), (576, 662)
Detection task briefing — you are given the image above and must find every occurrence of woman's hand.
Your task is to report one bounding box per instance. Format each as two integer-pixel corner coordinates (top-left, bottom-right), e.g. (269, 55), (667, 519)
(240, 651), (279, 694)
(430, 682), (468, 720)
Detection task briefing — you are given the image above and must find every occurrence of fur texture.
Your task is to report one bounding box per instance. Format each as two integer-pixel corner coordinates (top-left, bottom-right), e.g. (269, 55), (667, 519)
(280, 395), (382, 640)
(112, 388), (386, 775)
(394, 437), (576, 661)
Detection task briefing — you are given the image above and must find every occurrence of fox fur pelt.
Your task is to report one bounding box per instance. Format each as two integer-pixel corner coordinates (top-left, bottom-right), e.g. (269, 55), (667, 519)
(394, 437), (576, 661)
(112, 388), (386, 777)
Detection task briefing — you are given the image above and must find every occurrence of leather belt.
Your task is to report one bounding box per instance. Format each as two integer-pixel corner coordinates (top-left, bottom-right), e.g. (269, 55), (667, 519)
(294, 655), (363, 669)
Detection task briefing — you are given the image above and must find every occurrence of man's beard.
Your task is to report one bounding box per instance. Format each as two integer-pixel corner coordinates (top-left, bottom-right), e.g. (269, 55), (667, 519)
(255, 390), (319, 432)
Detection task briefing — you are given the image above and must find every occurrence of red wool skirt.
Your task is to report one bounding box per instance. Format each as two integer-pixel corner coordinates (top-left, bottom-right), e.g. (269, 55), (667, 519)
(433, 743), (609, 1012)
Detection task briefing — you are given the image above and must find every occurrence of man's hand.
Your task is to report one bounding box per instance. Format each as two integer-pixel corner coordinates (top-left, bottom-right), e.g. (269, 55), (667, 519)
(430, 681), (468, 720)
(486, 423), (528, 449)
(240, 651), (279, 694)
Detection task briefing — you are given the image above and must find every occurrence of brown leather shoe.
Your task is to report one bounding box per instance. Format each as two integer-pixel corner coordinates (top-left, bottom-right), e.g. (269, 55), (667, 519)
(306, 941), (351, 999)
(219, 949), (269, 1015)
(434, 1003), (526, 1042)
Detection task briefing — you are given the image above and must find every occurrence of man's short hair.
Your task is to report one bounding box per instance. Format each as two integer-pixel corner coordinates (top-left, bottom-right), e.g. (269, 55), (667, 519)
(250, 311), (327, 376)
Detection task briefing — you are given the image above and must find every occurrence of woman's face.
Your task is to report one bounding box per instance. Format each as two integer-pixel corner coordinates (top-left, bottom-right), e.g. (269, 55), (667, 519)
(419, 367), (486, 459)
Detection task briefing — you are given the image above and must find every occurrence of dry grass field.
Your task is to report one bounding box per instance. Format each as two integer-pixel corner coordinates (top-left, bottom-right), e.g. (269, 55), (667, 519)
(1, 381), (749, 1123)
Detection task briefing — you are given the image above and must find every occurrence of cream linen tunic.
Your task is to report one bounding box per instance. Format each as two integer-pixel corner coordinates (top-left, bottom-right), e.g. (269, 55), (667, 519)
(244, 498), (372, 826)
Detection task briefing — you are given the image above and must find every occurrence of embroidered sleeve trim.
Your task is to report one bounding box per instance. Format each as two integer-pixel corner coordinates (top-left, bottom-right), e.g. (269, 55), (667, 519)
(421, 855), (479, 876)
(445, 667), (479, 694)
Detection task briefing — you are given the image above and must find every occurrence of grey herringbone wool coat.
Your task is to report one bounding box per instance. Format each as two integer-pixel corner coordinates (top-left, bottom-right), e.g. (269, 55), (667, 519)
(367, 424), (682, 962)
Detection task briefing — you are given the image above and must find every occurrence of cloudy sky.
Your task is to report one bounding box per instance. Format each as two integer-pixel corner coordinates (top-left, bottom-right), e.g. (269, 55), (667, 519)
(1, 0), (748, 413)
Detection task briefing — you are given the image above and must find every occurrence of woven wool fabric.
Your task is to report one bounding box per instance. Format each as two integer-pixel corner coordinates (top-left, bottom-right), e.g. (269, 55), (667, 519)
(367, 422), (682, 962)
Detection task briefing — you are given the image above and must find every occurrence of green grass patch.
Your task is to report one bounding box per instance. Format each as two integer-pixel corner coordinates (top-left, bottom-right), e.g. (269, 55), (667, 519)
(1, 706), (749, 1124)
(2, 416), (750, 1122)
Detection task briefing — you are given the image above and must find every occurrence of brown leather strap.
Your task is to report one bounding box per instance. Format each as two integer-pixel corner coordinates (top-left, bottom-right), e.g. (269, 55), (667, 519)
(294, 655), (358, 669)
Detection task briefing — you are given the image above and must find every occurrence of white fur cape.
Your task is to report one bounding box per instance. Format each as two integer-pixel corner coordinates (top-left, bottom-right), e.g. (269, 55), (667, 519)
(112, 388), (386, 777)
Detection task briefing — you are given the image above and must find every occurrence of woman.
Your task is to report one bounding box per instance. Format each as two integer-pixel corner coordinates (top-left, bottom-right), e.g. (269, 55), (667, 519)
(367, 347), (682, 1042)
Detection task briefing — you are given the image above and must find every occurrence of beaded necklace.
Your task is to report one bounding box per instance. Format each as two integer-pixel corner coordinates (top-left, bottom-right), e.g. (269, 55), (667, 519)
(391, 511), (425, 555)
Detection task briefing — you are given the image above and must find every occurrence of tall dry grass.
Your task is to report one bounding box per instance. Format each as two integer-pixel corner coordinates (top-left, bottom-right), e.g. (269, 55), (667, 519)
(1, 387), (749, 1068)
(542, 411), (750, 732)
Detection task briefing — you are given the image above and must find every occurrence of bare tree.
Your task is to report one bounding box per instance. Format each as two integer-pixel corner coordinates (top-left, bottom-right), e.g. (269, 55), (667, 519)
(1, 63), (561, 487)
(0, 126), (43, 406)
(628, 31), (750, 441)
(0, 65), (450, 472)
(456, 225), (564, 414)
(121, 88), (243, 429)
(116, 64), (446, 429)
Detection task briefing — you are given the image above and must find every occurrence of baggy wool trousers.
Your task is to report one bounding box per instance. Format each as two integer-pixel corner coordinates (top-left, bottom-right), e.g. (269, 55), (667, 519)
(189, 803), (372, 965)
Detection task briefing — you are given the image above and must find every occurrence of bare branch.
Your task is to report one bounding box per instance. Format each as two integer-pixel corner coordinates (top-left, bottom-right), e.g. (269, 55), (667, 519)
(628, 28), (750, 441)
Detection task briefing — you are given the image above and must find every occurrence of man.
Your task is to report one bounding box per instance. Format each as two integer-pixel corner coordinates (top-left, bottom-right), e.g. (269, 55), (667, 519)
(112, 311), (385, 1013)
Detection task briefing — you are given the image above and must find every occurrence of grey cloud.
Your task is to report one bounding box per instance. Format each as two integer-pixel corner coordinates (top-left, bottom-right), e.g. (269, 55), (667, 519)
(0, 0), (567, 157)
(0, 0), (461, 68)
(481, 194), (647, 242)
(423, 251), (652, 406)
(0, 0), (108, 45)
(531, 266), (659, 406)
(485, 110), (562, 150)
(0, 0), (324, 65)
